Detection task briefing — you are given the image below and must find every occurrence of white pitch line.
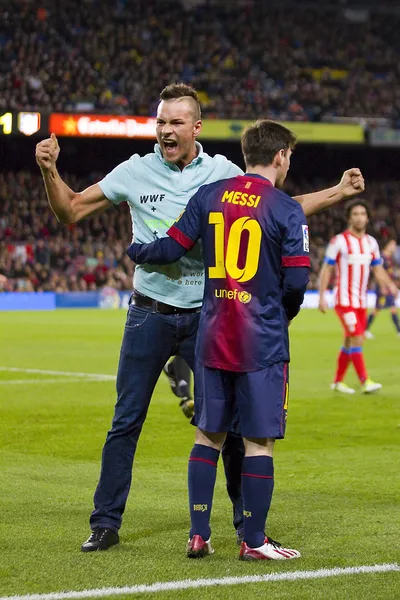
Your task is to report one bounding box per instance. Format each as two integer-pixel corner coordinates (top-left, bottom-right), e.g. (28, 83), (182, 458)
(0, 379), (109, 385)
(1, 563), (398, 600)
(0, 367), (115, 381)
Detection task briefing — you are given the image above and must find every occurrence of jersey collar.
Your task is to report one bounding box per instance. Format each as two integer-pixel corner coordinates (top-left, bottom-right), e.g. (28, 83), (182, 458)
(241, 173), (273, 187)
(154, 141), (204, 169)
(345, 228), (366, 240)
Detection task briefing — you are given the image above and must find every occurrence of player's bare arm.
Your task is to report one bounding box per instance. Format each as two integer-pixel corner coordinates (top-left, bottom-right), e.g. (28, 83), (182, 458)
(318, 262), (335, 312)
(372, 264), (399, 297)
(36, 133), (111, 224)
(295, 169), (365, 217)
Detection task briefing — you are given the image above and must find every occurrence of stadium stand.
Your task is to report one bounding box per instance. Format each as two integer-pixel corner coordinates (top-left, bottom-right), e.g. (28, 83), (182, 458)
(2, 1), (400, 292)
(1, 0), (400, 120)
(0, 171), (134, 292)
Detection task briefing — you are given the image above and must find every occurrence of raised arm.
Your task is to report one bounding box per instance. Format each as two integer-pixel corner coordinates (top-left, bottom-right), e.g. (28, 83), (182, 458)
(36, 134), (111, 224)
(294, 168), (365, 217)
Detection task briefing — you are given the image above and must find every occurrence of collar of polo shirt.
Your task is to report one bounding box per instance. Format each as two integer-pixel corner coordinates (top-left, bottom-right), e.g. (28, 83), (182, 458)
(154, 141), (204, 169)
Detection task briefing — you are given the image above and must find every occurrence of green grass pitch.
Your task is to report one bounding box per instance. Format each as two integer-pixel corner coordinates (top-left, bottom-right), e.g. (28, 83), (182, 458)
(0, 308), (399, 600)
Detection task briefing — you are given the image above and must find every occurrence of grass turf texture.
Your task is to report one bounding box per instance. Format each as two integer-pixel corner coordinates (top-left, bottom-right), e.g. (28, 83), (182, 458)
(0, 308), (399, 600)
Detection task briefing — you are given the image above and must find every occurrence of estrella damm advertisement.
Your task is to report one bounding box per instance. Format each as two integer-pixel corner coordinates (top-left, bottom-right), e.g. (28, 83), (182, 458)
(49, 113), (157, 139)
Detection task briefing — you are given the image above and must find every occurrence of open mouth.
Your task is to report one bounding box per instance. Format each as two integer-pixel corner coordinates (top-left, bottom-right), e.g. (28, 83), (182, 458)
(162, 139), (178, 156)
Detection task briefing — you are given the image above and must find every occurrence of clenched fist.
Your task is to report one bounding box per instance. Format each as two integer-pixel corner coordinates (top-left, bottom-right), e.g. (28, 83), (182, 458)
(36, 133), (60, 172)
(338, 168), (365, 200)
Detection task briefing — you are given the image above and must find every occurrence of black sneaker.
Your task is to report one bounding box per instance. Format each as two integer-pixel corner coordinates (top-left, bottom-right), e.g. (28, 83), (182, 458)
(81, 527), (119, 552)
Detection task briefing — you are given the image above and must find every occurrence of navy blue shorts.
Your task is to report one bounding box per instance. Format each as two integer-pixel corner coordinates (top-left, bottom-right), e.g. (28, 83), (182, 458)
(193, 362), (289, 439)
(376, 293), (395, 309)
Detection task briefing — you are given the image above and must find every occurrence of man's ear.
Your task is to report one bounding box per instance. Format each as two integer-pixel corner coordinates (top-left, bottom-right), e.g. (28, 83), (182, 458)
(193, 120), (202, 139)
(274, 148), (285, 167)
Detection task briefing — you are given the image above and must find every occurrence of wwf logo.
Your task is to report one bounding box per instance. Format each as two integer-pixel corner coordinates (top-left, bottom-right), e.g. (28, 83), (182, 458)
(140, 194), (165, 204)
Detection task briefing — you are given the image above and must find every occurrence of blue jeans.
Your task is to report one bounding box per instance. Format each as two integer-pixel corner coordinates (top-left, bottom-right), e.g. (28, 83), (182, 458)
(90, 303), (244, 532)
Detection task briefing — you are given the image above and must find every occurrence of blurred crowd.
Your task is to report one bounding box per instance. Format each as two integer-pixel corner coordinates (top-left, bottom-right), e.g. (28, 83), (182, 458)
(1, 0), (400, 121)
(1, 170), (400, 293)
(0, 171), (134, 293)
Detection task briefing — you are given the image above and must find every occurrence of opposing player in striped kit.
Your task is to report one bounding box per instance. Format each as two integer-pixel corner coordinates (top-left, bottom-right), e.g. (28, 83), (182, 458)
(318, 201), (398, 394)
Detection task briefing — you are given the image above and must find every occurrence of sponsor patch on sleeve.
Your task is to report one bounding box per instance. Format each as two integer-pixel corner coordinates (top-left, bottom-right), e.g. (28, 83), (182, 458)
(302, 224), (310, 252)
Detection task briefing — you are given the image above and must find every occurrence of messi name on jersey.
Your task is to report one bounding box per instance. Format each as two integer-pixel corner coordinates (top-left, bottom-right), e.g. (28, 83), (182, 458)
(221, 189), (261, 208)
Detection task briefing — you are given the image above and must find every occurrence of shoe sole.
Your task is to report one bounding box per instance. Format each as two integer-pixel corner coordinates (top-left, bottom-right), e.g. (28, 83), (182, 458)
(240, 551), (300, 561)
(330, 385), (355, 394)
(239, 553), (272, 561)
(81, 539), (119, 552)
(187, 547), (210, 558)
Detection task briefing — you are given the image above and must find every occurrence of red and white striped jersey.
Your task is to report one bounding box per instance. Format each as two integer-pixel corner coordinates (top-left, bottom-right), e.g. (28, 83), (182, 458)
(324, 230), (382, 308)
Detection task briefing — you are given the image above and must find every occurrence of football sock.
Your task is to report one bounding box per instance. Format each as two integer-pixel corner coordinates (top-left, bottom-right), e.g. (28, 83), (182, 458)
(334, 347), (351, 383)
(242, 455), (274, 548)
(188, 444), (219, 540)
(391, 313), (400, 332)
(366, 313), (375, 330)
(350, 347), (368, 383)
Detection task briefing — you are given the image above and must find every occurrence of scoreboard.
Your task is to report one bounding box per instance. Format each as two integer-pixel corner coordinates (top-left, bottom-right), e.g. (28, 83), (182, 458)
(0, 111), (156, 139)
(0, 112), (44, 136)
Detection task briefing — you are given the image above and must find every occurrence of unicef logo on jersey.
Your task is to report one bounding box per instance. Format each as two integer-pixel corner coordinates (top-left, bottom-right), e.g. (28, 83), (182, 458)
(99, 286), (121, 309)
(215, 288), (252, 303)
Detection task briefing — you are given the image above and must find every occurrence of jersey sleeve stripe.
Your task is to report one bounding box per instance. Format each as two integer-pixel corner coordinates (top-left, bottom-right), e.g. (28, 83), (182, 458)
(167, 225), (196, 250)
(324, 257), (336, 265)
(281, 256), (311, 267)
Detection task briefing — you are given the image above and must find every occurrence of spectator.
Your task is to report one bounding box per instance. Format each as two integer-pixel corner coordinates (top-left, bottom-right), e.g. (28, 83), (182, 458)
(2, 1), (400, 121)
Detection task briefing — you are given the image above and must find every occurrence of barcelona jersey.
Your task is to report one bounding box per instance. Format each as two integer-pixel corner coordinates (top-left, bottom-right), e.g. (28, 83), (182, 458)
(167, 174), (310, 372)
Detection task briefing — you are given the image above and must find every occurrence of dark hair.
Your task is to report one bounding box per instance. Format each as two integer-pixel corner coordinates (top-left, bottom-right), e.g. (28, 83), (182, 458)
(159, 83), (201, 120)
(346, 200), (371, 220)
(241, 120), (297, 168)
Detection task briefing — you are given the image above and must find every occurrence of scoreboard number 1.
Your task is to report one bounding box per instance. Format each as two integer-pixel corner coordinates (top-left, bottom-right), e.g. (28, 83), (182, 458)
(0, 112), (12, 134)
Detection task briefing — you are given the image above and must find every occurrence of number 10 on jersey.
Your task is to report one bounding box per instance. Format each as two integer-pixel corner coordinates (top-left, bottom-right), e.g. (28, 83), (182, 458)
(208, 212), (262, 283)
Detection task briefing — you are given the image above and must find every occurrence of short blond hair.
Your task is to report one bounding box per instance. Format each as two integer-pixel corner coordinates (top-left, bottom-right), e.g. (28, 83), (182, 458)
(159, 83), (201, 120)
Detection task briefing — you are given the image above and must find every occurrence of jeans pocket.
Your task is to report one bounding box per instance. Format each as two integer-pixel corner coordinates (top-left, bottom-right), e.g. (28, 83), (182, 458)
(125, 305), (151, 330)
